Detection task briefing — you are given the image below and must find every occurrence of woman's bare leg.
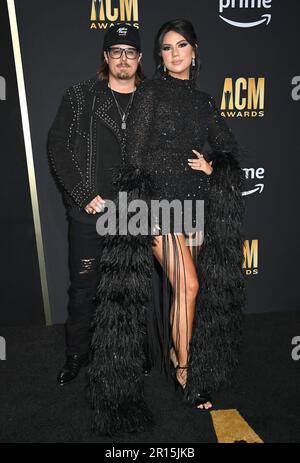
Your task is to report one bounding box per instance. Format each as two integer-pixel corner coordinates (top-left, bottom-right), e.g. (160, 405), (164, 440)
(152, 233), (212, 409)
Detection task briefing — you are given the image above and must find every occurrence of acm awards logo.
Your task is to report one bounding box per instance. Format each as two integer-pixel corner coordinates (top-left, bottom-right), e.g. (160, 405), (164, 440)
(219, 0), (272, 28)
(90, 0), (139, 30)
(0, 76), (6, 101)
(243, 239), (258, 275)
(220, 77), (265, 118)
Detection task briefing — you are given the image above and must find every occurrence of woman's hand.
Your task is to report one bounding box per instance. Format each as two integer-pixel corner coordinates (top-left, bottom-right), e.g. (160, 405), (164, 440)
(188, 150), (213, 175)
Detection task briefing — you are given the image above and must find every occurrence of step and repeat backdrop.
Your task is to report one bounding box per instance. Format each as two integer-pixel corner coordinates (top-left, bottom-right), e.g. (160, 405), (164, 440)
(1, 0), (299, 325)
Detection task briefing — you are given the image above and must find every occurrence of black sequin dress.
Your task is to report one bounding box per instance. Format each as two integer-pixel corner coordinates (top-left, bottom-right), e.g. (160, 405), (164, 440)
(125, 73), (238, 234)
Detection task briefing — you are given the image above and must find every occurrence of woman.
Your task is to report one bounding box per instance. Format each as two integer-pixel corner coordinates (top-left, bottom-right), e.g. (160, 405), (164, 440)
(88, 19), (245, 436)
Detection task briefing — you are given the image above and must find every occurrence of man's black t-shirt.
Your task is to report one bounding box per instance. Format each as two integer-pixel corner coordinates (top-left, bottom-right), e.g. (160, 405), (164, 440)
(68, 90), (133, 224)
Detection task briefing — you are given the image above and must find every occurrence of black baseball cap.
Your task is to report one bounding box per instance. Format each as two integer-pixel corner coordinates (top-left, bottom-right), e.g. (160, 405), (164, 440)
(103, 24), (141, 52)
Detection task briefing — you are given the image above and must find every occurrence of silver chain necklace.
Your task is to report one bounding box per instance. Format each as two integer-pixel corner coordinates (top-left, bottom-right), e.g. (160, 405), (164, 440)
(109, 85), (135, 130)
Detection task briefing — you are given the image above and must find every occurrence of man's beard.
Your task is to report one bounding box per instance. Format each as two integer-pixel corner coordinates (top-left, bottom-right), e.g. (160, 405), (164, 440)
(116, 70), (131, 80)
(115, 65), (132, 80)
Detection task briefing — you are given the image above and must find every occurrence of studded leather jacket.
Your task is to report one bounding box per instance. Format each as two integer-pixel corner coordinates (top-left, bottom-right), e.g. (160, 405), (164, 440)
(47, 76), (126, 210)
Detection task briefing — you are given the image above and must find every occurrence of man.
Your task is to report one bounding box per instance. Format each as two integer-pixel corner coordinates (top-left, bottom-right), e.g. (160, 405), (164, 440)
(48, 24), (145, 386)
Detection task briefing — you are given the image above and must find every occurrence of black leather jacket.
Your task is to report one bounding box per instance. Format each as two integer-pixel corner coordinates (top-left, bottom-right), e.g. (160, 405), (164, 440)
(47, 76), (125, 210)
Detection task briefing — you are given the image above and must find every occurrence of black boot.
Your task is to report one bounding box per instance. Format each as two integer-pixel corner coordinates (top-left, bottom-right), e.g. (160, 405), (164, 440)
(57, 353), (89, 386)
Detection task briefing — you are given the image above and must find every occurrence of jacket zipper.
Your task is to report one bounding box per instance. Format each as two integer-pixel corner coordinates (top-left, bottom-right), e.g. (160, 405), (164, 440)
(89, 95), (96, 186)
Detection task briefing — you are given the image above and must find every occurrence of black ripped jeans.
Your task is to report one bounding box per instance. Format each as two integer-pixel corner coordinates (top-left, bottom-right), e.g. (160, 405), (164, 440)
(66, 217), (104, 356)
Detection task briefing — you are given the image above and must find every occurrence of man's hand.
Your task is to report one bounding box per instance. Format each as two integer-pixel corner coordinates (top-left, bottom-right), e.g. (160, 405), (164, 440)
(84, 195), (105, 214)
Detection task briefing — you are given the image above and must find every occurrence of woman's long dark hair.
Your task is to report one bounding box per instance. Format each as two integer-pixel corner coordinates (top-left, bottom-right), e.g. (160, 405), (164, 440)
(153, 19), (201, 82)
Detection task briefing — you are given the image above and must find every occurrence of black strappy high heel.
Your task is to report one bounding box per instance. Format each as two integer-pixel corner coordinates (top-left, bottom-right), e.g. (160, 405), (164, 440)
(173, 365), (213, 410)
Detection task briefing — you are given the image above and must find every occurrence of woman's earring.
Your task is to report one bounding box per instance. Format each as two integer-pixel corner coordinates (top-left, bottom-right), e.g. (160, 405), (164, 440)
(163, 64), (166, 73)
(192, 56), (196, 67)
